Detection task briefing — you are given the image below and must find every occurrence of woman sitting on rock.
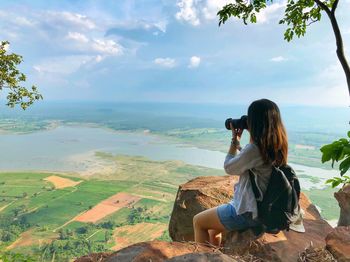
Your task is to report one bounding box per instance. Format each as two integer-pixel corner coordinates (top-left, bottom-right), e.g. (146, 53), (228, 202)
(193, 98), (288, 246)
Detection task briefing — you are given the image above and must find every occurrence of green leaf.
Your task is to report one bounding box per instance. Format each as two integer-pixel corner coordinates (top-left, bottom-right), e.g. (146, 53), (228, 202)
(332, 180), (341, 188)
(340, 156), (350, 176)
(325, 178), (335, 184)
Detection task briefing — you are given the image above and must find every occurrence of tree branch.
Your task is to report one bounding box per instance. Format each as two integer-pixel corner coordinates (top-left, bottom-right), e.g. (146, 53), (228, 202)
(312, 0), (350, 95)
(313, 0), (331, 15)
(332, 0), (339, 14)
(327, 11), (350, 96)
(306, 18), (318, 26)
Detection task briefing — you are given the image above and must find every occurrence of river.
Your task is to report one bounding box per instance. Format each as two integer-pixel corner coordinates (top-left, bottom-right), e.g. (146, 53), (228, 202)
(0, 125), (339, 190)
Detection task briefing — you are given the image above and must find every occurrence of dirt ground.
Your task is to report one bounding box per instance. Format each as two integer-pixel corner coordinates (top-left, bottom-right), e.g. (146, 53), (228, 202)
(44, 175), (81, 189)
(6, 230), (56, 250)
(74, 192), (141, 223)
(111, 222), (167, 251)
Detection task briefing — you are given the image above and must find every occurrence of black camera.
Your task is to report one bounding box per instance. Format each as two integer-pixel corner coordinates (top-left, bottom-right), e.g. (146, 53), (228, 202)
(225, 115), (248, 130)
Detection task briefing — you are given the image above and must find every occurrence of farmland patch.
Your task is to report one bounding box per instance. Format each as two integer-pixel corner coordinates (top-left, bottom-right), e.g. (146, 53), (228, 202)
(44, 175), (81, 189)
(74, 192), (141, 223)
(111, 222), (167, 251)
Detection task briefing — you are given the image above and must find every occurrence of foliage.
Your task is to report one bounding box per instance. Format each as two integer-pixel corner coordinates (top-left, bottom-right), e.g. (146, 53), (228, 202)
(217, 0), (334, 42)
(325, 176), (350, 188)
(128, 207), (146, 224)
(104, 230), (112, 242)
(0, 252), (36, 262)
(0, 214), (30, 243)
(99, 220), (116, 229)
(0, 41), (42, 109)
(38, 221), (115, 260)
(321, 131), (350, 187)
(75, 223), (94, 235)
(58, 228), (74, 240)
(40, 238), (107, 261)
(218, 0), (266, 25)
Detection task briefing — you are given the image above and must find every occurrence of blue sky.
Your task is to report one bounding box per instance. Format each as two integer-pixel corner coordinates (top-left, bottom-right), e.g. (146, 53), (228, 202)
(1, 0), (349, 106)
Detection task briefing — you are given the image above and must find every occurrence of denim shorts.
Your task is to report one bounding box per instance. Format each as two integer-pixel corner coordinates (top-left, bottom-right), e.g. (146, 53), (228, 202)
(216, 203), (258, 231)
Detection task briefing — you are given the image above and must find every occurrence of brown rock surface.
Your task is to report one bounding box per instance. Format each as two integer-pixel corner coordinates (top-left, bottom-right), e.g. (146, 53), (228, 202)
(166, 252), (237, 261)
(74, 241), (251, 262)
(334, 184), (350, 226)
(326, 226), (350, 262)
(298, 245), (336, 262)
(169, 175), (238, 241)
(169, 176), (333, 262)
(107, 241), (225, 262)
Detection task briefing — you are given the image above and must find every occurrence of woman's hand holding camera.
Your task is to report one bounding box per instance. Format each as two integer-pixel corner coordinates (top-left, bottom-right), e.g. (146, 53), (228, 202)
(229, 123), (243, 152)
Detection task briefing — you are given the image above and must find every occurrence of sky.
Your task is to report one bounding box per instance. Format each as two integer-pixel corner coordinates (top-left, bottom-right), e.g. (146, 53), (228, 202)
(0, 0), (349, 106)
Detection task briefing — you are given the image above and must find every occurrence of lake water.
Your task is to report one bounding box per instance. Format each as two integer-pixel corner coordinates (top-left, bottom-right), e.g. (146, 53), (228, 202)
(0, 125), (339, 190)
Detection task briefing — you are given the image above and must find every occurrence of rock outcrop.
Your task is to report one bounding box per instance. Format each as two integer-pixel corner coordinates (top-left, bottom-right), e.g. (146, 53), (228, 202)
(169, 176), (333, 262)
(76, 175), (344, 262)
(75, 241), (235, 262)
(169, 175), (238, 241)
(334, 184), (350, 226)
(326, 226), (350, 262)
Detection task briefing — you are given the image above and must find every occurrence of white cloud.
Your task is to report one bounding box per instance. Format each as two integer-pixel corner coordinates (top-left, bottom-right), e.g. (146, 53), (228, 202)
(270, 56), (288, 62)
(153, 21), (168, 33)
(45, 11), (96, 30)
(66, 32), (89, 43)
(175, 0), (200, 26)
(154, 57), (176, 68)
(33, 55), (95, 75)
(188, 56), (201, 68)
(110, 19), (168, 36)
(95, 55), (104, 63)
(14, 17), (35, 27)
(65, 33), (123, 56)
(91, 39), (122, 55)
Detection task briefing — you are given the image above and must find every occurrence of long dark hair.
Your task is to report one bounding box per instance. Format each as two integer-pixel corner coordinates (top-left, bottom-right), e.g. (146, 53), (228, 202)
(247, 99), (288, 166)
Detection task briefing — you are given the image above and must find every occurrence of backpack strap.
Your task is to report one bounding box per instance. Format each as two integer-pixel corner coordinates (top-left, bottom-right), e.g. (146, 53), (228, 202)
(249, 170), (261, 200)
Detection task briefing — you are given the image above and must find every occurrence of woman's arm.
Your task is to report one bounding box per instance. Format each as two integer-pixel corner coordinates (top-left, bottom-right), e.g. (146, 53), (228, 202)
(224, 145), (262, 175)
(224, 125), (263, 175)
(228, 123), (242, 155)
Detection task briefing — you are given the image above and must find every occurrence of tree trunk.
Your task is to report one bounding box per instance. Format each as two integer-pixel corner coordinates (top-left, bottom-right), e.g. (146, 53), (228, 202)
(334, 184), (350, 226)
(314, 0), (350, 96)
(328, 12), (350, 96)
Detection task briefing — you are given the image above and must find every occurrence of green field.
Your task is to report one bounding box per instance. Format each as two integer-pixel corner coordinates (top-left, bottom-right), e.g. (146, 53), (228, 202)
(0, 155), (224, 261)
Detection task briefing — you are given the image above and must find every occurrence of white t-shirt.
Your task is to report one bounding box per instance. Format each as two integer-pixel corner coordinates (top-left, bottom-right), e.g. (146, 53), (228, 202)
(224, 143), (272, 219)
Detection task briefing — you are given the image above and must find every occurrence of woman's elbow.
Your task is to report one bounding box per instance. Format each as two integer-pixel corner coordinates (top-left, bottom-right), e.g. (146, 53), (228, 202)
(224, 164), (238, 176)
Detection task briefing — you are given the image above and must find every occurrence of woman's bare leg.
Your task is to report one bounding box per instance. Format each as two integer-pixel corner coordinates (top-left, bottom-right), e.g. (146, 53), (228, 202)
(193, 207), (226, 245)
(209, 229), (222, 246)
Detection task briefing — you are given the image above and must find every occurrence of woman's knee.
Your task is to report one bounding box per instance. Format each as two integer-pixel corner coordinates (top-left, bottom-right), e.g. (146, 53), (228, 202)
(193, 211), (205, 228)
(208, 229), (221, 237)
(193, 213), (200, 228)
